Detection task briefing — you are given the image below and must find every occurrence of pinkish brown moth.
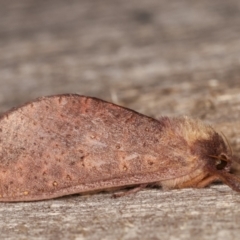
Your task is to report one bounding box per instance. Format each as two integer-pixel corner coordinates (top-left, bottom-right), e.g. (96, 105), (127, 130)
(0, 94), (239, 202)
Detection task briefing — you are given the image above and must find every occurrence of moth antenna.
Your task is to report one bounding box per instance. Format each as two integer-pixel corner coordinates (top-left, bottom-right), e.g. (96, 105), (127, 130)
(220, 131), (233, 157)
(208, 155), (230, 162)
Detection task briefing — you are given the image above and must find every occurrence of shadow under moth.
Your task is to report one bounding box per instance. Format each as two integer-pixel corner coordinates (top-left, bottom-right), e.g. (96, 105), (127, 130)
(0, 94), (239, 202)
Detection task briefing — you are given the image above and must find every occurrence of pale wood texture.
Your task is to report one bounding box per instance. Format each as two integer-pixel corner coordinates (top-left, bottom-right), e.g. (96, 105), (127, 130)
(1, 0), (240, 239)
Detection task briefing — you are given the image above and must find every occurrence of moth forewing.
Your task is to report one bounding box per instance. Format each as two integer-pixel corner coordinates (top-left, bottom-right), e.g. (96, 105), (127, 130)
(0, 94), (236, 201)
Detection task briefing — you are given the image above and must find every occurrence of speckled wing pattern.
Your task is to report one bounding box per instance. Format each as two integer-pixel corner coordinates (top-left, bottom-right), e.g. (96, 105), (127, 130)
(0, 95), (198, 201)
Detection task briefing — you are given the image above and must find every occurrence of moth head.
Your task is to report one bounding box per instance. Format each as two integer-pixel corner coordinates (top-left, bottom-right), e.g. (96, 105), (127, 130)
(204, 133), (240, 193)
(167, 117), (240, 192)
(178, 117), (234, 173)
(187, 126), (232, 179)
(198, 130), (232, 173)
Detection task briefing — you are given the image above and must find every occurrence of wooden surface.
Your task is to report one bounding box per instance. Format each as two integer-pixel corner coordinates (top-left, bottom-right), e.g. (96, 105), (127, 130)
(1, 0), (240, 239)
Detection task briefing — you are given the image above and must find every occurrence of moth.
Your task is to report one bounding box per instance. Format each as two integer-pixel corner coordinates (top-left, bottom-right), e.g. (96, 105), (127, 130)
(0, 94), (239, 202)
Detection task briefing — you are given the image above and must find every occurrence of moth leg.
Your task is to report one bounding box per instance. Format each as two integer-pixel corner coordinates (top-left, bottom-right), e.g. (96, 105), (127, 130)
(196, 175), (220, 188)
(217, 172), (240, 192)
(112, 184), (148, 198)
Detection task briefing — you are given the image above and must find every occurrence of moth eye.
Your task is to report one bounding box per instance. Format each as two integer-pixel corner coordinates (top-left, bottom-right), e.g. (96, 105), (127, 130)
(215, 154), (228, 170)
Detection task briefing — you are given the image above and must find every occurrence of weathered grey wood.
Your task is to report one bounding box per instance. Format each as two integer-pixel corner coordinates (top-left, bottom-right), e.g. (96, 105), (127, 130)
(1, 0), (240, 239)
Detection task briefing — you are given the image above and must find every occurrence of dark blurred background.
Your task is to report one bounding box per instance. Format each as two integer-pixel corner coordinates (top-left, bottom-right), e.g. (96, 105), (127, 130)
(1, 1), (240, 239)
